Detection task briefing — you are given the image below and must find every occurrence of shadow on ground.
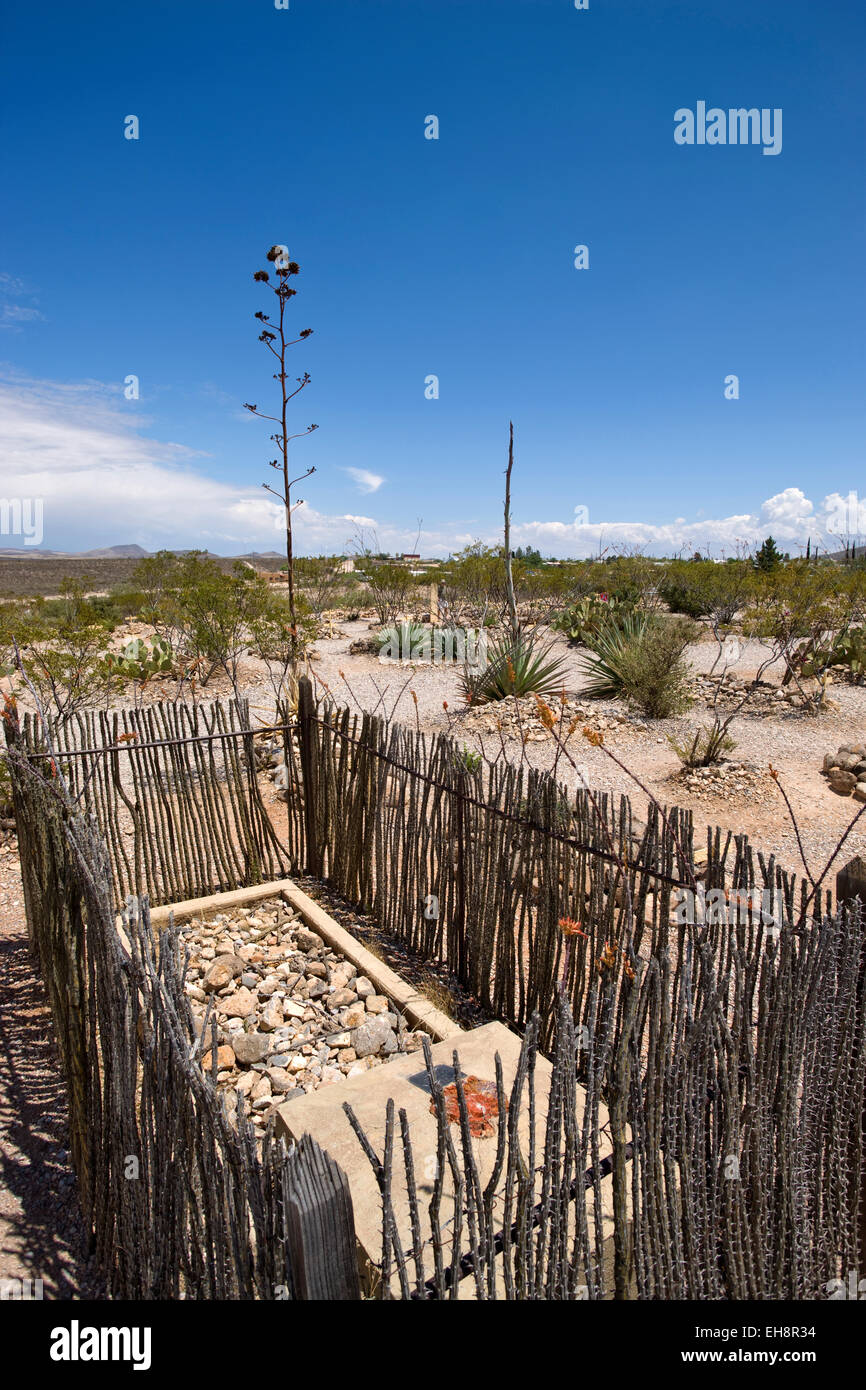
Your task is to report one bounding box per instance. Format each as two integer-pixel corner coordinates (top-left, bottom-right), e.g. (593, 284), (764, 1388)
(0, 925), (104, 1298)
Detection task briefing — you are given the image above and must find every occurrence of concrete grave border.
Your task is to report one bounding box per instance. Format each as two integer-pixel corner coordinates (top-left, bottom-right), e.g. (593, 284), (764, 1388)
(143, 877), (462, 1044)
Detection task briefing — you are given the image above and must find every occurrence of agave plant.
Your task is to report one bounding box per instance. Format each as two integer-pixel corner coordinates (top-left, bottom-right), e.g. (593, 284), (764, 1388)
(377, 621), (431, 662)
(460, 629), (571, 706)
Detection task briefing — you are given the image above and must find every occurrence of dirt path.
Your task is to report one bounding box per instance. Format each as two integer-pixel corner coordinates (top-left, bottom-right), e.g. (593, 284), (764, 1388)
(0, 835), (104, 1298)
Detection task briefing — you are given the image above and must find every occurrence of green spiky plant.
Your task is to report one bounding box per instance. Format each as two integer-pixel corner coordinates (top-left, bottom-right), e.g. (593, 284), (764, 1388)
(460, 630), (571, 706)
(377, 621), (431, 661)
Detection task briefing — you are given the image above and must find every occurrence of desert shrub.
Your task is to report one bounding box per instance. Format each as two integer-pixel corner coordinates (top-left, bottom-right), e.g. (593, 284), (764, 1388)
(453, 745), (482, 775)
(440, 544), (505, 625)
(594, 554), (665, 613)
(660, 559), (753, 627)
(801, 628), (866, 682)
(247, 594), (315, 705)
(3, 580), (118, 725)
(34, 586), (143, 631)
(295, 556), (343, 620)
(460, 630), (570, 706)
(129, 551), (314, 692)
(361, 563), (417, 625)
(744, 562), (866, 701)
(659, 565), (714, 618)
(580, 614), (696, 718)
(668, 717), (735, 768)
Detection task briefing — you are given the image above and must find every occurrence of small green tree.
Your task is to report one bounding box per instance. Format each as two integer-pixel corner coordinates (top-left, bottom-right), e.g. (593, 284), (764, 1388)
(754, 536), (783, 572)
(295, 555), (341, 621)
(5, 579), (117, 727)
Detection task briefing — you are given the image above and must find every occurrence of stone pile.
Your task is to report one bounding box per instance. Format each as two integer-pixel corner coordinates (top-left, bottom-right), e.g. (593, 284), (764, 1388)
(181, 897), (427, 1131)
(678, 759), (767, 804)
(254, 737), (295, 798)
(348, 634), (382, 655)
(694, 672), (835, 715)
(822, 742), (866, 800)
(459, 694), (646, 744)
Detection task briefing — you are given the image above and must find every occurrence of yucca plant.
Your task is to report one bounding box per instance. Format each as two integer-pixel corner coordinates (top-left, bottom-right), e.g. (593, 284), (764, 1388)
(579, 613), (650, 699)
(460, 630), (570, 706)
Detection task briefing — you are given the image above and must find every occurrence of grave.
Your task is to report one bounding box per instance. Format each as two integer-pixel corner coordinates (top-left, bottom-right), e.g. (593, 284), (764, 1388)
(275, 1020), (624, 1298)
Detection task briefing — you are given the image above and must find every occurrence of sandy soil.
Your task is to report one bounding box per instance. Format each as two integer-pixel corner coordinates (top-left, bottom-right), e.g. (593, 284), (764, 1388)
(36, 616), (860, 885)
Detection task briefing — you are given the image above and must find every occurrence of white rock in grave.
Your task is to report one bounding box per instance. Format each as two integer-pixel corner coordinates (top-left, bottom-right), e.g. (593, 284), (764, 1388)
(259, 999), (284, 1031)
(351, 1017), (398, 1058)
(235, 1070), (257, 1096)
(221, 987), (256, 1019)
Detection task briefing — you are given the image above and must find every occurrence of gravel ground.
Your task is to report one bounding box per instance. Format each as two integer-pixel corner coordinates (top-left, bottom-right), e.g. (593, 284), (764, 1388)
(0, 831), (104, 1298)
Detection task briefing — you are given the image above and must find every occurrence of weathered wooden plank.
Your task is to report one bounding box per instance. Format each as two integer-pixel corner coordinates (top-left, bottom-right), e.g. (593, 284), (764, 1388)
(285, 1135), (361, 1301)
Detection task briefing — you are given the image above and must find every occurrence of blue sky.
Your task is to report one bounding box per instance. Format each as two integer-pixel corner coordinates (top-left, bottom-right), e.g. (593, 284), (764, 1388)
(1, 0), (864, 556)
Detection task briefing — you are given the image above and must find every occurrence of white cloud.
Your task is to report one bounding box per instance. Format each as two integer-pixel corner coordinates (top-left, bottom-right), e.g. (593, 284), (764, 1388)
(343, 466), (384, 494)
(760, 487), (814, 527)
(512, 488), (854, 558)
(0, 375), (388, 553)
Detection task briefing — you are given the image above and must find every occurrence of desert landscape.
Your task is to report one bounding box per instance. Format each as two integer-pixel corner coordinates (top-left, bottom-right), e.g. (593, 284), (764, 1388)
(1, 0), (863, 1343)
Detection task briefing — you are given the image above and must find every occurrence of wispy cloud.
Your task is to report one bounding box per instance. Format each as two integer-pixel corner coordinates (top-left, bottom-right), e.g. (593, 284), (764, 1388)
(0, 374), (385, 553)
(343, 466), (384, 494)
(0, 273), (44, 331)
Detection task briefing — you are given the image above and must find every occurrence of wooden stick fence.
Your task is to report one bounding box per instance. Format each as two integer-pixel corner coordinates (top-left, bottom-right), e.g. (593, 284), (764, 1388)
(12, 698), (295, 906)
(5, 694), (866, 1300)
(292, 680), (828, 1048)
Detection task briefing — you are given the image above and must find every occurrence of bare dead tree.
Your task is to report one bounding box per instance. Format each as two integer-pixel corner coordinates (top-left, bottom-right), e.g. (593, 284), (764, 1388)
(244, 245), (318, 662)
(503, 421), (519, 643)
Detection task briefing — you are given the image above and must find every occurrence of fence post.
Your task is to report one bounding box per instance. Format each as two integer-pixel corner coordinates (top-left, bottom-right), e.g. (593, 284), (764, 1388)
(285, 1135), (361, 1300)
(836, 856), (866, 1273)
(836, 854), (866, 910)
(297, 676), (321, 878)
(453, 768), (467, 984)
